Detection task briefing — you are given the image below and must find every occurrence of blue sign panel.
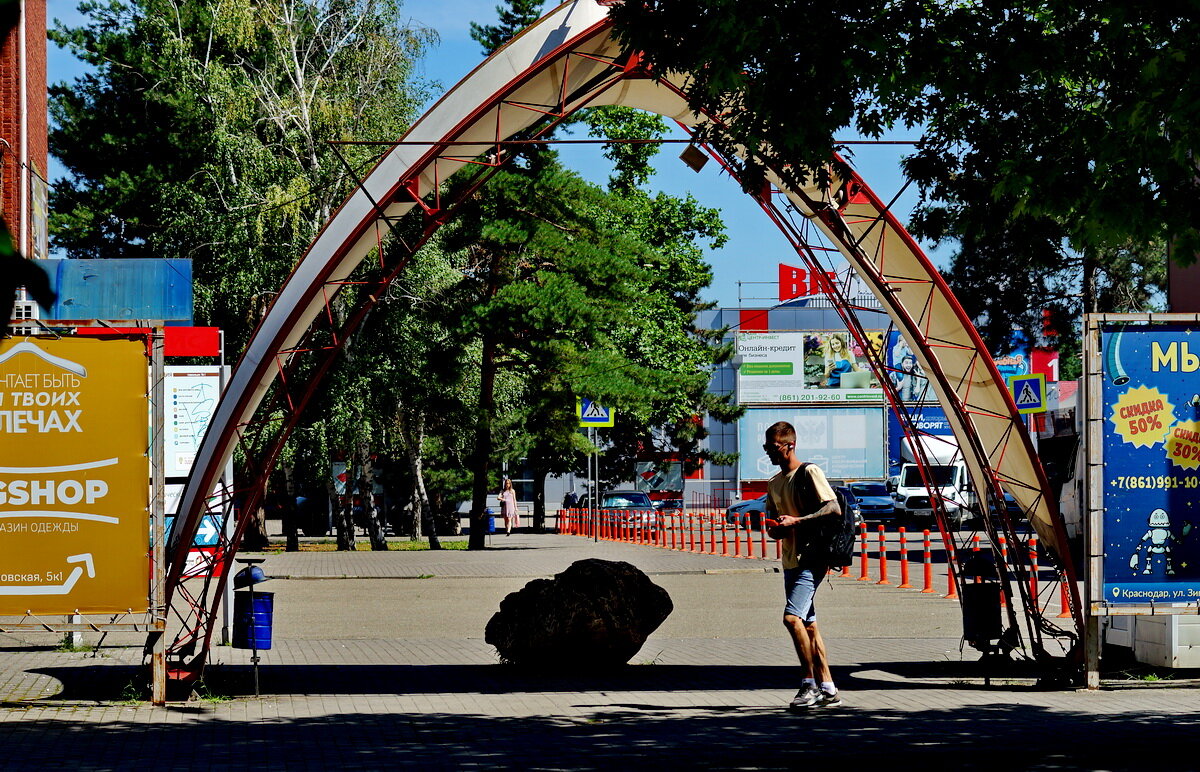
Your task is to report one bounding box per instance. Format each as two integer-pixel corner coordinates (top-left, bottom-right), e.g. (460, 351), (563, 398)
(164, 514), (222, 547)
(739, 406), (886, 481)
(577, 398), (615, 427)
(1100, 321), (1200, 604)
(886, 405), (953, 473)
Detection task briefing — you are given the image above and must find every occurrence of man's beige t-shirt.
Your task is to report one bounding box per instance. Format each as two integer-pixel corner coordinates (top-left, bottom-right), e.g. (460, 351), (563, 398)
(766, 463), (836, 570)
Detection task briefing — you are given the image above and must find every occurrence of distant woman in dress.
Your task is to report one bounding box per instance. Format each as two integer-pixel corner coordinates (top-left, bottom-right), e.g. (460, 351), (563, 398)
(499, 477), (518, 535)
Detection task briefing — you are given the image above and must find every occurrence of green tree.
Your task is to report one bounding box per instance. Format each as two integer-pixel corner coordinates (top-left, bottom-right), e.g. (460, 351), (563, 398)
(50, 0), (435, 353)
(50, 0), (435, 546)
(609, 1), (1194, 346)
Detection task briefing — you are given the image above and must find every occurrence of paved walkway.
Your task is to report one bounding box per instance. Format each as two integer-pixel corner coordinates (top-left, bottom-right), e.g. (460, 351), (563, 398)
(2, 534), (1199, 770)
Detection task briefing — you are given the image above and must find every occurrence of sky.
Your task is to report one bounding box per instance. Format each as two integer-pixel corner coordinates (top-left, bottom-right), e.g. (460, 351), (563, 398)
(46, 0), (944, 309)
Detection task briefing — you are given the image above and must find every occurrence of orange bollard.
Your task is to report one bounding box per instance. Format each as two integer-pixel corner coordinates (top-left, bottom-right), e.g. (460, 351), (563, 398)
(696, 513), (704, 553)
(876, 525), (891, 585)
(971, 534), (981, 582)
(897, 527), (912, 588)
(858, 522), (871, 581)
(745, 525), (755, 559)
(921, 529), (934, 593)
(721, 519), (729, 556)
(1058, 578), (1073, 618)
(688, 512), (696, 552)
(1029, 536), (1040, 610)
(759, 521), (768, 560)
(997, 534), (1008, 607)
(944, 541), (959, 600)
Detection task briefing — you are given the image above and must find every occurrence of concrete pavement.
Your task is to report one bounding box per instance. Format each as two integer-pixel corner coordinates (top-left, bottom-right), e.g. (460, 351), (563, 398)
(2, 533), (1199, 770)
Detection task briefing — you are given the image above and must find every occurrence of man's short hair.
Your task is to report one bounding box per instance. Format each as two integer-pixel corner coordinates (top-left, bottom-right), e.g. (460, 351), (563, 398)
(766, 421), (796, 444)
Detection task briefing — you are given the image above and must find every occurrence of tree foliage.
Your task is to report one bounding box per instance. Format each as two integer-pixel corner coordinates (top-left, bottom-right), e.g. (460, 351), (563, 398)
(609, 1), (1192, 347)
(50, 0), (435, 353)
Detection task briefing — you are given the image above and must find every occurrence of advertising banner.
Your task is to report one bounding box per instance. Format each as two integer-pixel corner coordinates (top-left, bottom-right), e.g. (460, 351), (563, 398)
(886, 405), (954, 472)
(737, 331), (884, 404)
(164, 366), (222, 478)
(738, 407), (886, 481)
(0, 337), (150, 614)
(1097, 320), (1200, 605)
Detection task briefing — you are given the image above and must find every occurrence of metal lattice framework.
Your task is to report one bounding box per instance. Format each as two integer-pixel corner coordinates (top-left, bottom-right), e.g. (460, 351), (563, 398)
(161, 0), (1082, 683)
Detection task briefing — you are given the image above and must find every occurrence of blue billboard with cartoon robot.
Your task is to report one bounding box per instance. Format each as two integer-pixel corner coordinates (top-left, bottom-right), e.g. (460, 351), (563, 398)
(1101, 321), (1200, 604)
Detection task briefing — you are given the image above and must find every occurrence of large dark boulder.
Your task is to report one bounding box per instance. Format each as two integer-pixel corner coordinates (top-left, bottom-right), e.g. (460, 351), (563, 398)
(485, 558), (673, 668)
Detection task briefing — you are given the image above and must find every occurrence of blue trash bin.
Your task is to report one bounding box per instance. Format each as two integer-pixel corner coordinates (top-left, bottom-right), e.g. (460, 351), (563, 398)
(232, 591), (273, 650)
(486, 507), (496, 534)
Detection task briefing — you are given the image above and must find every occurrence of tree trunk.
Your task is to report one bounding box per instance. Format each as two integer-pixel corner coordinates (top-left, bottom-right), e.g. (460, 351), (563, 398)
(469, 315), (499, 550)
(361, 452), (388, 551)
(282, 464), (299, 552)
(333, 455), (356, 551)
(398, 409), (440, 549)
(236, 466), (271, 551)
(533, 469), (547, 533)
(1082, 247), (1098, 316)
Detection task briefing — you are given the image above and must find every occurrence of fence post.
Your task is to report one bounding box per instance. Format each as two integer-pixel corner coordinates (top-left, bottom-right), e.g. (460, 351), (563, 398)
(876, 525), (891, 585)
(897, 527), (912, 588)
(921, 529), (934, 593)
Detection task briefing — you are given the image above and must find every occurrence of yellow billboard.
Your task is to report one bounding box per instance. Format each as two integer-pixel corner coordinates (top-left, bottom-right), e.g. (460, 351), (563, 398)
(0, 337), (150, 614)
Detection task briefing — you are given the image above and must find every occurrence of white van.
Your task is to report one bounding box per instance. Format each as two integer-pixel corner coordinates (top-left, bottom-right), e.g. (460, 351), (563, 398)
(891, 460), (976, 529)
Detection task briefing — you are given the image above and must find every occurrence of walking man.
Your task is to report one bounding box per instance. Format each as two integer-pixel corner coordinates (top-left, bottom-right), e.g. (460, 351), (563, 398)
(763, 421), (843, 710)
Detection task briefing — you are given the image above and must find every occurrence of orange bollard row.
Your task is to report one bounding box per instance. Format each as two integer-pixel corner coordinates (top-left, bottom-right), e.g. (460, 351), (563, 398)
(921, 530), (934, 593)
(876, 525), (891, 585)
(857, 523), (870, 581)
(1029, 536), (1039, 611)
(897, 527), (912, 588)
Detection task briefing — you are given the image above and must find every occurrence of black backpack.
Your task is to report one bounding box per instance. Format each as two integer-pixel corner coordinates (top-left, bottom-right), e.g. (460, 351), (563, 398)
(791, 463), (857, 568)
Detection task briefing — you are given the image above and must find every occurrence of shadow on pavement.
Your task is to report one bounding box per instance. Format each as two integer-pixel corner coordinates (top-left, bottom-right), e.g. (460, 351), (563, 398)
(30, 657), (1040, 703)
(2, 702), (1199, 770)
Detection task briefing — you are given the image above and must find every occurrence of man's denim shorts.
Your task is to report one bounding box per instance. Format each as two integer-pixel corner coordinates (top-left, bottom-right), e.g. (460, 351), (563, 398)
(783, 566), (826, 623)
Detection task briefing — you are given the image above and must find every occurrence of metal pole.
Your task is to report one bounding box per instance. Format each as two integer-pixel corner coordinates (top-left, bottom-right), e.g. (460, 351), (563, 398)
(590, 428), (598, 542)
(1083, 316), (1104, 689)
(150, 328), (167, 705)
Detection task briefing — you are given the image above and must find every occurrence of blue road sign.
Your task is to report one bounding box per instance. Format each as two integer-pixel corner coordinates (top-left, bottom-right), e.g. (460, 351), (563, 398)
(577, 398), (615, 427)
(1007, 373), (1046, 415)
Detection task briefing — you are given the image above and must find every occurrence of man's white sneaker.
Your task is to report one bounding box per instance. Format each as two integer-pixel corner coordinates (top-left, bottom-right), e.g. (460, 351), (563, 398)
(788, 685), (820, 710)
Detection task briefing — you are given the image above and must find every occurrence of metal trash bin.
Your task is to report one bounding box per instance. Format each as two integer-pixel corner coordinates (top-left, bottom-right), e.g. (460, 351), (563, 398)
(232, 590), (274, 650)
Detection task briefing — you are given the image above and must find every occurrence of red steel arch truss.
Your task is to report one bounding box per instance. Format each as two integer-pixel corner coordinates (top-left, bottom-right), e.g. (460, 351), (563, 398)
(160, 1), (1082, 685)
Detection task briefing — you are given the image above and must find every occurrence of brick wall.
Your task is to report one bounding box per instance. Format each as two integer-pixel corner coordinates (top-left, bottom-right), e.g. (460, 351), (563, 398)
(0, 0), (48, 256)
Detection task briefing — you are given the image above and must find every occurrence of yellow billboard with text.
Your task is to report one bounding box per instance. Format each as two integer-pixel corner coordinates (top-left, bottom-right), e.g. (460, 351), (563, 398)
(0, 337), (150, 614)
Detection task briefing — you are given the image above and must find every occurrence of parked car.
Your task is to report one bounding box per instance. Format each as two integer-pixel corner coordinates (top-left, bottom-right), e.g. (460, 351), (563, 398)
(580, 489), (662, 531)
(834, 486), (865, 528)
(848, 481), (896, 522)
(725, 494), (767, 530)
(726, 487), (863, 531)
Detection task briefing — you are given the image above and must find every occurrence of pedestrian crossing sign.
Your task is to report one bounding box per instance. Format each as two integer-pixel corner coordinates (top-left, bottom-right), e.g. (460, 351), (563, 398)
(577, 398), (615, 427)
(1006, 373), (1047, 415)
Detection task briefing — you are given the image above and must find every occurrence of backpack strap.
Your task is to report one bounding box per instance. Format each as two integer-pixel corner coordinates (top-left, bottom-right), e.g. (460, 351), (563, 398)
(789, 462), (817, 516)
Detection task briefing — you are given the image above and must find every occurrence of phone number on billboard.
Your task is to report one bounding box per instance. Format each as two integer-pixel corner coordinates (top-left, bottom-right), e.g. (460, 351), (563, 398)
(1109, 475), (1200, 489)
